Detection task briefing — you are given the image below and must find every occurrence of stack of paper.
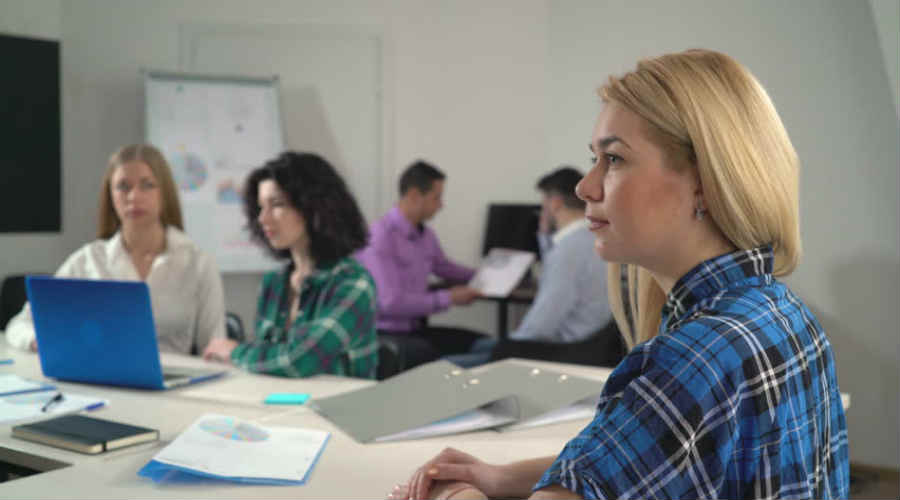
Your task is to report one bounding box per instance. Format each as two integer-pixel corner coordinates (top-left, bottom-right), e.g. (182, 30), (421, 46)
(139, 414), (329, 485)
(375, 397), (519, 442)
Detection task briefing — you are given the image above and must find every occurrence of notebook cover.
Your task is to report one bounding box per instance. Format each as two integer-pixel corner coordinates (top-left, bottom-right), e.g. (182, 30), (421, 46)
(12, 414), (158, 452)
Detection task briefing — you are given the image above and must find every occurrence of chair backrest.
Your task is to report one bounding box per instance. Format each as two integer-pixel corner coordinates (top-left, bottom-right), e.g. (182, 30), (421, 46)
(225, 312), (245, 343)
(1, 274), (34, 330)
(574, 320), (627, 367)
(190, 312), (245, 355)
(490, 320), (627, 368)
(376, 336), (404, 380)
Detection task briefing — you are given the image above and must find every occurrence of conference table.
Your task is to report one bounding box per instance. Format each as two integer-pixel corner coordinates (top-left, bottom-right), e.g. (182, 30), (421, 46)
(0, 344), (612, 499)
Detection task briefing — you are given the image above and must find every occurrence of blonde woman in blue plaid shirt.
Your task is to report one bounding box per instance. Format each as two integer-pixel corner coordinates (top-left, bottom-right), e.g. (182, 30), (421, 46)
(392, 49), (848, 500)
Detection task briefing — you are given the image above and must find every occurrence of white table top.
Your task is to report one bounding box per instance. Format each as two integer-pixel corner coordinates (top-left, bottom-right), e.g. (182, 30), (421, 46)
(0, 344), (850, 498)
(0, 344), (606, 498)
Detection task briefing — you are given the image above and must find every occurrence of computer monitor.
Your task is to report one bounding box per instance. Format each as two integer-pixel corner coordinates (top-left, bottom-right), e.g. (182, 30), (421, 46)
(482, 203), (542, 260)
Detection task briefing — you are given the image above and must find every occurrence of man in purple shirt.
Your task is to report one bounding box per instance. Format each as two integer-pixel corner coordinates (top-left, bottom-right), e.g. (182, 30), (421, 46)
(356, 161), (485, 370)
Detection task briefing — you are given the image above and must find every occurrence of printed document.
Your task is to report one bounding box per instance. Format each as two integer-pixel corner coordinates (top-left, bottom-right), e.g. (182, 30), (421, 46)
(470, 248), (535, 297)
(146, 414), (329, 484)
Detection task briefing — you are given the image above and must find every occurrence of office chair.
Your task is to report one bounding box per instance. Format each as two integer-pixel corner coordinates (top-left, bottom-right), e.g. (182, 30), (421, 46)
(190, 312), (246, 355)
(1, 273), (47, 331)
(376, 336), (404, 380)
(225, 312), (245, 343)
(490, 320), (626, 368)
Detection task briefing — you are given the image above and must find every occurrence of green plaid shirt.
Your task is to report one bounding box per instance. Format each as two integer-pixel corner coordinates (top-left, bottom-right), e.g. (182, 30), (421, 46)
(230, 257), (378, 378)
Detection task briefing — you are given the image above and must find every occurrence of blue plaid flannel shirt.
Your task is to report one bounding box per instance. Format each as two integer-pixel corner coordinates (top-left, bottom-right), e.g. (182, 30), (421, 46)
(535, 246), (849, 499)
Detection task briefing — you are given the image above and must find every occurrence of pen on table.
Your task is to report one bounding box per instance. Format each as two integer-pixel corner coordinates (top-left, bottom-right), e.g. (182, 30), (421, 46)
(84, 401), (105, 412)
(41, 392), (64, 413)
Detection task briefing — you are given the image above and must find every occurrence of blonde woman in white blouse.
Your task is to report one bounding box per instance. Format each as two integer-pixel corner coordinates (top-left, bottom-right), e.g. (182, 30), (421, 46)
(4, 144), (225, 354)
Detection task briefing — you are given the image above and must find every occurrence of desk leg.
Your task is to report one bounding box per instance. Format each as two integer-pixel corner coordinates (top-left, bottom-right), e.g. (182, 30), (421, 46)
(498, 301), (508, 341)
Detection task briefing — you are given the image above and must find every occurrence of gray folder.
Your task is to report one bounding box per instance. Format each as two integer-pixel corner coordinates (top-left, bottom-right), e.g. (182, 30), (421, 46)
(481, 361), (604, 425)
(312, 359), (604, 443)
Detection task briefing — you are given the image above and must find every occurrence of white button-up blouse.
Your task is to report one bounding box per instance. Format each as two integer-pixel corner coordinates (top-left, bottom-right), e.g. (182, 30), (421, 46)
(4, 226), (226, 354)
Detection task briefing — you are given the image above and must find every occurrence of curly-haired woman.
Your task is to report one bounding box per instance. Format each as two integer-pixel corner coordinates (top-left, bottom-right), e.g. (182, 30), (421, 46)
(203, 152), (377, 379)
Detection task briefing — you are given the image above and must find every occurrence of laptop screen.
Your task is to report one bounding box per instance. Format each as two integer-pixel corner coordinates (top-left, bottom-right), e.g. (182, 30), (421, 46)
(26, 276), (168, 390)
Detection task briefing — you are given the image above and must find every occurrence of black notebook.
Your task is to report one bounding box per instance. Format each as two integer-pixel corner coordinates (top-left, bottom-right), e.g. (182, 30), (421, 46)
(12, 414), (159, 454)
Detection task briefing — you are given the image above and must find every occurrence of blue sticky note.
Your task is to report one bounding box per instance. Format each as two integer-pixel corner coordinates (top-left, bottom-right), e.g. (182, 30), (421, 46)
(264, 392), (309, 405)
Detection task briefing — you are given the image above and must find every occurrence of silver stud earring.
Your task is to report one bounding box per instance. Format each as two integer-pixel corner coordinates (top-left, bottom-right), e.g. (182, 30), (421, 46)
(694, 204), (706, 221)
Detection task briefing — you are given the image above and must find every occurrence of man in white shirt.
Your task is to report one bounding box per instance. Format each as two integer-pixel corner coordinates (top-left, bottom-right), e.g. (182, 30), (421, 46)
(447, 167), (622, 368)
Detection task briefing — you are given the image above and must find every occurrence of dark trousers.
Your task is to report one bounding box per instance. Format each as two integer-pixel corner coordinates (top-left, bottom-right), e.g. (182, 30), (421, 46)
(489, 320), (627, 368)
(379, 326), (486, 371)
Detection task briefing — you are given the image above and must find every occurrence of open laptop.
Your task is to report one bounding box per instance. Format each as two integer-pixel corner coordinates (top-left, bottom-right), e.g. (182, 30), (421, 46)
(26, 276), (226, 390)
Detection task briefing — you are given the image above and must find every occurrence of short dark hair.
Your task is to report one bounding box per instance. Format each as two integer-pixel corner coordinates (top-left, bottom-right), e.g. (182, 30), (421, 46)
(243, 152), (368, 264)
(536, 167), (585, 210)
(398, 160), (446, 196)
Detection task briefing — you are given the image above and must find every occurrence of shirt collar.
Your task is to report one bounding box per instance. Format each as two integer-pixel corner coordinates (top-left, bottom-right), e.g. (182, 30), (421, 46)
(660, 245), (775, 333)
(310, 258), (344, 283)
(387, 205), (422, 239)
(104, 225), (189, 264)
(551, 218), (589, 246)
(285, 257), (348, 288)
(105, 231), (126, 263)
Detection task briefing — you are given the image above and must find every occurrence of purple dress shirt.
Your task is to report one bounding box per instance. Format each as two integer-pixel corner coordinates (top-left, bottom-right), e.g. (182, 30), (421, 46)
(356, 206), (475, 332)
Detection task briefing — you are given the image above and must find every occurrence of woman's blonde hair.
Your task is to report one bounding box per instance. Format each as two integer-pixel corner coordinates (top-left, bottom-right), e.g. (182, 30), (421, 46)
(601, 49), (802, 349)
(97, 144), (183, 238)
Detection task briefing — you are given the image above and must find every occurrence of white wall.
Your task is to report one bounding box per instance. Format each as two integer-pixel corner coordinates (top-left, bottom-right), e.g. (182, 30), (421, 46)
(869, 0), (900, 118)
(867, 0), (900, 471)
(45, 0), (549, 332)
(1, 0), (897, 469)
(0, 0), (60, 38)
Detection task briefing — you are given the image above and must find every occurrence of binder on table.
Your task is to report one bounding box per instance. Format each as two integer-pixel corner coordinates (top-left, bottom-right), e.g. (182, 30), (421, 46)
(312, 359), (605, 443)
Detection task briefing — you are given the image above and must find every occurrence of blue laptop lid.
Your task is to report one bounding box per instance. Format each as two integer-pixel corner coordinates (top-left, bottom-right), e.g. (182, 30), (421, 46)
(26, 276), (167, 390)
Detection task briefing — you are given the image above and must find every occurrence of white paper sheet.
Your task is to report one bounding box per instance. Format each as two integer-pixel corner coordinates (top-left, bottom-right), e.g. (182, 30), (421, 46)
(151, 414), (329, 483)
(0, 374), (54, 396)
(500, 395), (601, 432)
(375, 397), (519, 442)
(469, 248), (536, 297)
(0, 391), (107, 423)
